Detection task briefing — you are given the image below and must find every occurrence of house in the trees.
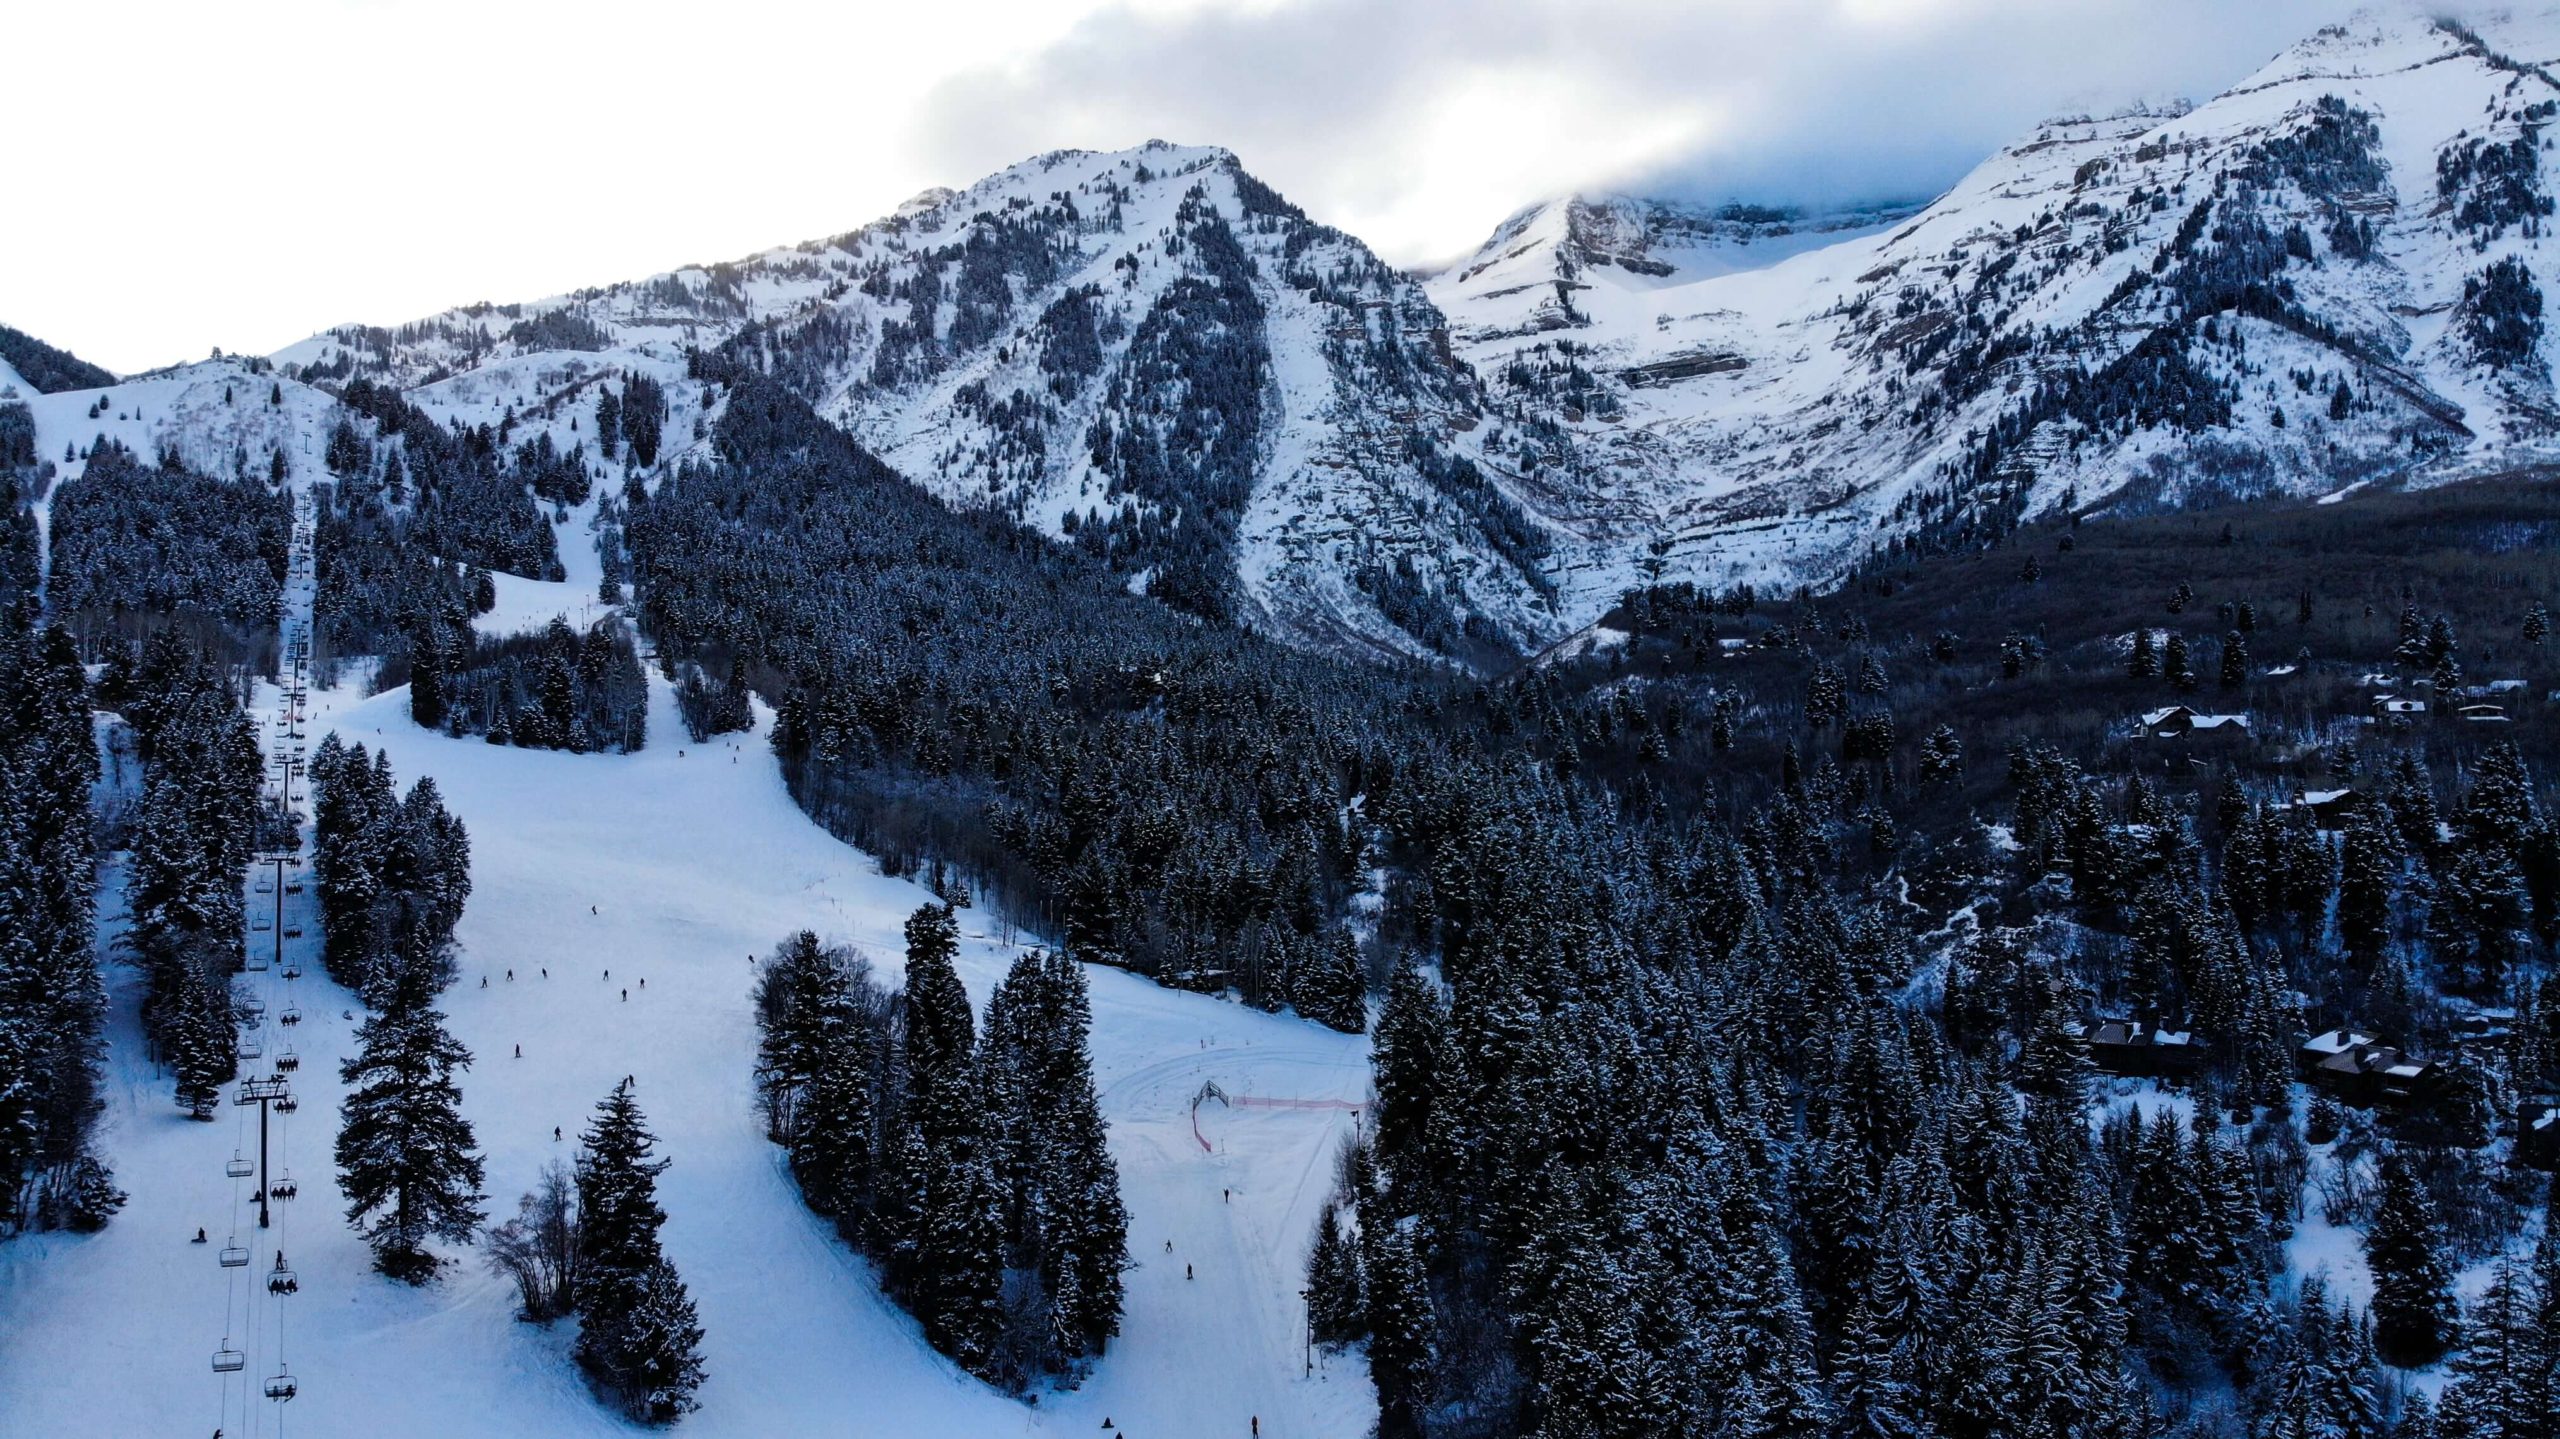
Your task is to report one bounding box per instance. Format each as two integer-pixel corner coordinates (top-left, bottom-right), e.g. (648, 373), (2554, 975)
(2299, 1028), (2446, 1107)
(2140, 706), (2251, 742)
(2458, 703), (2510, 723)
(2372, 696), (2427, 719)
(2079, 1018), (2207, 1077)
(2519, 1099), (2560, 1171)
(2275, 788), (2362, 830)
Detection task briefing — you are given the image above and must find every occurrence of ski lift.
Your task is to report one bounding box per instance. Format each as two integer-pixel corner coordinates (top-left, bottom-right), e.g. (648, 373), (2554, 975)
(269, 1171), (298, 1201)
(237, 1033), (263, 1061)
(274, 1093), (299, 1115)
(245, 949), (269, 973)
(279, 1004), (301, 1026)
(219, 1239), (250, 1269)
(238, 995), (266, 1021)
(266, 1254), (298, 1296)
(283, 926), (303, 939)
(211, 1344), (245, 1375)
(276, 1047), (300, 1073)
(255, 876), (275, 893)
(226, 1150), (254, 1180)
(263, 1368), (297, 1402)
(252, 915), (272, 933)
(282, 965), (303, 981)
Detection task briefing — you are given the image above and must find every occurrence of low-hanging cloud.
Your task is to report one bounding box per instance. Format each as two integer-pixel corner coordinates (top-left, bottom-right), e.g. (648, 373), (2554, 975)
(911, 0), (2377, 266)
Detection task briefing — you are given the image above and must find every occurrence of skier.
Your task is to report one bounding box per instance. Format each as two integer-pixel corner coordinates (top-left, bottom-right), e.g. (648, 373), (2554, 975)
(514, 1044), (522, 1059)
(621, 989), (628, 1002)
(480, 975), (487, 988)
(193, 1227), (207, 1244)
(1186, 1263), (1193, 1280)
(554, 1126), (563, 1141)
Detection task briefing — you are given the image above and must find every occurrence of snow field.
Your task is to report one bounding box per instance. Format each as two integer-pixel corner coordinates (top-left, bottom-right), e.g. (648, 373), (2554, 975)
(0, 557), (1375, 1437)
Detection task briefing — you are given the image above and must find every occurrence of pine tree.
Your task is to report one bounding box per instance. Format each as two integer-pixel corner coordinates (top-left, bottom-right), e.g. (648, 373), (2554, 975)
(1365, 1220), (1436, 1439)
(2164, 632), (2197, 690)
(2366, 1149), (2457, 1367)
(614, 1260), (706, 1424)
(1306, 1202), (1367, 1344)
(335, 967), (486, 1280)
(1293, 928), (1367, 1033)
(573, 1081), (706, 1422)
(2127, 627), (2159, 680)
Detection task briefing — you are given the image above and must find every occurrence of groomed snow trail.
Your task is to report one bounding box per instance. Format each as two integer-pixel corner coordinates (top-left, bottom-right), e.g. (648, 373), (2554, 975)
(0, 555), (1376, 1437)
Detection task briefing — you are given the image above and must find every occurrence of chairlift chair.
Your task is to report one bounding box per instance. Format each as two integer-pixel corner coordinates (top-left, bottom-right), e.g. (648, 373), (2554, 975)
(276, 1047), (299, 1073)
(269, 1171), (298, 1201)
(282, 965), (303, 981)
(279, 1004), (301, 1026)
(266, 1255), (298, 1296)
(263, 1368), (297, 1402)
(218, 1240), (250, 1269)
(211, 1344), (245, 1374)
(226, 1151), (254, 1179)
(244, 950), (269, 973)
(238, 995), (266, 1021)
(273, 1093), (299, 1115)
(252, 915), (271, 933)
(237, 1033), (262, 1061)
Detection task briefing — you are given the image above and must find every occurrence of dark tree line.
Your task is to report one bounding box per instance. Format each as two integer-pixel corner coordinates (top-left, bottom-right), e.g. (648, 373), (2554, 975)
(310, 736), (470, 1003)
(335, 378), (561, 582)
(104, 631), (264, 1122)
(50, 442), (292, 640)
(0, 614), (118, 1231)
(0, 323), (115, 393)
(752, 907), (1126, 1389)
(413, 616), (647, 754)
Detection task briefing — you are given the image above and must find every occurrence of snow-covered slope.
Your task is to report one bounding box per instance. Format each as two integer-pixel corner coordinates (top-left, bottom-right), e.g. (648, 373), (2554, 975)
(1433, 3), (2560, 609)
(0, 553), (1377, 1437)
(271, 143), (1570, 662)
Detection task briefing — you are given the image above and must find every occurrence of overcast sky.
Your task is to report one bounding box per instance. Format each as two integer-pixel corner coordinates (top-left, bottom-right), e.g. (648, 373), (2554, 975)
(7, 0), (2368, 376)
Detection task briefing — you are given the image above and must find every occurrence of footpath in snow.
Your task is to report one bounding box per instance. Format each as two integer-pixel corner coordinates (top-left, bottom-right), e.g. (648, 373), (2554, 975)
(0, 546), (1376, 1438)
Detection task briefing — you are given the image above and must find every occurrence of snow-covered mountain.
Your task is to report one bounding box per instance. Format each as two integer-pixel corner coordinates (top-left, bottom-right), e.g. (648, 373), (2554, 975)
(269, 143), (1566, 663)
(1433, 4), (2560, 611)
(39, 4), (2560, 664)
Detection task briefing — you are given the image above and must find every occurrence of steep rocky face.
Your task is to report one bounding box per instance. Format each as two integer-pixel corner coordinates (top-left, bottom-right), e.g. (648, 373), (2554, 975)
(273, 144), (1568, 665)
(1434, 6), (2560, 616)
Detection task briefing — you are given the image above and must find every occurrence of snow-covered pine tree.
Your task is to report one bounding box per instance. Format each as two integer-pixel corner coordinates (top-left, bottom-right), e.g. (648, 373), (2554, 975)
(572, 1080), (705, 1422)
(335, 965), (486, 1280)
(1305, 1201), (1366, 1344)
(2365, 1148), (2457, 1368)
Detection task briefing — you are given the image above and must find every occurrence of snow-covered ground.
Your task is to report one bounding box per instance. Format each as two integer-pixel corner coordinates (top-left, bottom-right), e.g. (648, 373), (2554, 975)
(0, 557), (1375, 1437)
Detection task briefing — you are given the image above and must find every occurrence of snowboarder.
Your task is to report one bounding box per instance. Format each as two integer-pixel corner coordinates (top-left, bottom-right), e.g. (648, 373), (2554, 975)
(506, 969), (514, 981)
(193, 1228), (207, 1243)
(591, 905), (597, 915)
